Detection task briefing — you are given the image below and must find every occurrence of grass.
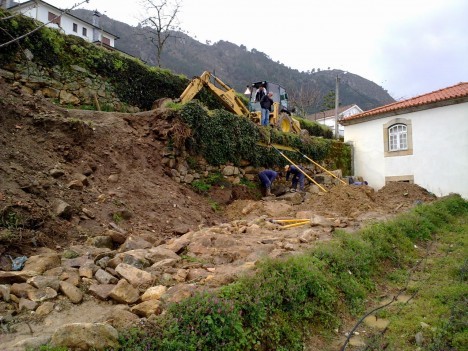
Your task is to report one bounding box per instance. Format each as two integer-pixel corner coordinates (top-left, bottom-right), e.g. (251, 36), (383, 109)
(363, 217), (468, 350)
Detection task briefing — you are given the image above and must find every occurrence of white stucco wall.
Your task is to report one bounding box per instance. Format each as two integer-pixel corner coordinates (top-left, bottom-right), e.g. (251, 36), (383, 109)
(344, 102), (468, 198)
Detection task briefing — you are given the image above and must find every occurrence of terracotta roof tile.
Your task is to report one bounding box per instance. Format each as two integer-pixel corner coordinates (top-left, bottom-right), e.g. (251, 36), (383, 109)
(342, 82), (468, 122)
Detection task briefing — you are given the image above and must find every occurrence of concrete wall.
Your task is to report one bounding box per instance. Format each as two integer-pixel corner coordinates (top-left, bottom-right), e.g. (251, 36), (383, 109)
(344, 102), (468, 198)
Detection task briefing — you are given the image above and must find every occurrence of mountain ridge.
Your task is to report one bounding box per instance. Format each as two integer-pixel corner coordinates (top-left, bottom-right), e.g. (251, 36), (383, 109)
(72, 9), (395, 113)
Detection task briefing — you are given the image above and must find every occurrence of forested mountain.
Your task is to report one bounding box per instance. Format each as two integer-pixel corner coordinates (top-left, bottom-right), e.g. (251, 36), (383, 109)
(73, 9), (395, 113)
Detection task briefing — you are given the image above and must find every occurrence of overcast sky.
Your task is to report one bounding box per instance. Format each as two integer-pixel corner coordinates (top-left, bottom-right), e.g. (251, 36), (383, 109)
(43, 0), (468, 100)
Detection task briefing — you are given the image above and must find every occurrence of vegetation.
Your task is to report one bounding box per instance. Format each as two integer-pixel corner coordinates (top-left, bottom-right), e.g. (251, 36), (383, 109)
(179, 101), (352, 173)
(0, 9), (187, 110)
(113, 194), (467, 350)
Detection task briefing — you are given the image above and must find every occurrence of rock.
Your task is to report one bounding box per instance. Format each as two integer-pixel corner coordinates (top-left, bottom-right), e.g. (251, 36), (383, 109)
(0, 284), (10, 301)
(59, 90), (80, 105)
(130, 299), (162, 317)
(119, 249), (150, 269)
(165, 235), (191, 253)
(27, 275), (60, 291)
(105, 230), (126, 244)
(13, 335), (52, 349)
(19, 298), (38, 311)
(50, 322), (119, 350)
(150, 258), (179, 269)
(67, 179), (84, 190)
(104, 306), (139, 330)
(59, 281), (83, 303)
(161, 283), (196, 303)
(109, 279), (139, 304)
(173, 223), (190, 236)
(187, 268), (209, 281)
(119, 236), (152, 251)
(173, 269), (188, 282)
(79, 264), (96, 279)
(49, 168), (65, 178)
(36, 301), (55, 316)
(310, 214), (334, 227)
(11, 282), (37, 298)
(0, 271), (32, 284)
(115, 263), (154, 289)
(53, 199), (73, 219)
(95, 269), (118, 284)
(145, 246), (181, 264)
(81, 207), (96, 219)
(415, 331), (424, 346)
(141, 285), (167, 301)
(23, 253), (61, 275)
(27, 287), (57, 302)
(60, 269), (81, 286)
(86, 236), (113, 249)
(88, 284), (115, 300)
(107, 174), (119, 183)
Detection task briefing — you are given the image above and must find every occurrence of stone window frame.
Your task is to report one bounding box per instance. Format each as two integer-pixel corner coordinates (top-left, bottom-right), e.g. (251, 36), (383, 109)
(385, 175), (414, 184)
(383, 117), (413, 157)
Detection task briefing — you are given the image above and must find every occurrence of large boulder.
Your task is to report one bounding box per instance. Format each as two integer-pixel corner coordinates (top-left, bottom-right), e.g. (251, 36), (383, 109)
(50, 323), (119, 350)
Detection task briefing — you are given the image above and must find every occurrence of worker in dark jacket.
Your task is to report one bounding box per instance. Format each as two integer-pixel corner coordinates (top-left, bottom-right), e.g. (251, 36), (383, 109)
(285, 165), (305, 192)
(258, 169), (278, 196)
(259, 92), (273, 126)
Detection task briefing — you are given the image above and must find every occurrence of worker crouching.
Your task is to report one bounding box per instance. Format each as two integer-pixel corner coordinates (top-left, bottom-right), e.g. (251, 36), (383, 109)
(258, 169), (278, 197)
(284, 165), (305, 192)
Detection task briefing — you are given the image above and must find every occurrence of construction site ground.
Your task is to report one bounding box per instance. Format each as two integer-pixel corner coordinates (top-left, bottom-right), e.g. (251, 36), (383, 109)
(0, 78), (438, 350)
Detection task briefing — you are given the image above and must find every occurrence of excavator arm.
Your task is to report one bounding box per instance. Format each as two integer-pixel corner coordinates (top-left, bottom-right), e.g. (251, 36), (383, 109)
(179, 71), (251, 117)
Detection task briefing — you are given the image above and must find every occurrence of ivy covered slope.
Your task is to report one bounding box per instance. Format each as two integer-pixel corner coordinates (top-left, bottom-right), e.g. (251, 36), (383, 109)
(0, 9), (351, 172)
(179, 102), (351, 172)
(0, 8), (186, 110)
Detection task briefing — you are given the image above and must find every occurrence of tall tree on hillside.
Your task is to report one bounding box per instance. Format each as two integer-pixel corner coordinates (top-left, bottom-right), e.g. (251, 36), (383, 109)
(289, 82), (321, 117)
(139, 0), (182, 67)
(321, 90), (336, 111)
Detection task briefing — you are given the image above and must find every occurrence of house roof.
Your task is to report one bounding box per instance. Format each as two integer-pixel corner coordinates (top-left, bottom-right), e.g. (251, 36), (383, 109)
(308, 104), (360, 120)
(8, 0), (119, 39)
(341, 82), (468, 124)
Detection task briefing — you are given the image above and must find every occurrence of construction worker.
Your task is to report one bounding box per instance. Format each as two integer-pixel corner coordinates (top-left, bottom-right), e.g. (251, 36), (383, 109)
(284, 165), (305, 192)
(258, 169), (278, 197)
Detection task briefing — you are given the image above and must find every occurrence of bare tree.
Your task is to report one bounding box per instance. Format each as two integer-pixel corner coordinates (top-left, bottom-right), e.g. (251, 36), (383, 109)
(288, 82), (321, 118)
(139, 0), (182, 67)
(0, 0), (89, 49)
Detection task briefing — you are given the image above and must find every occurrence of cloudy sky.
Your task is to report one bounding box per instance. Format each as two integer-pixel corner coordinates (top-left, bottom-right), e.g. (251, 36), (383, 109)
(43, 0), (468, 100)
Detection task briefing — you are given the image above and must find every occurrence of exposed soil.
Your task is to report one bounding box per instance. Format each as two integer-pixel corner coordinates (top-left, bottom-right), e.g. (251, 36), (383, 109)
(0, 77), (438, 350)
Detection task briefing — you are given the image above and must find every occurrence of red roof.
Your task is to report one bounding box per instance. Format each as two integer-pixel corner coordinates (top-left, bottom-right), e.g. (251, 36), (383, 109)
(342, 82), (468, 123)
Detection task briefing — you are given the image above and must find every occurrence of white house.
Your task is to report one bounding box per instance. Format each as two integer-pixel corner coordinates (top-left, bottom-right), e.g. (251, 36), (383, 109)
(307, 104), (363, 137)
(341, 82), (468, 199)
(2, 0), (118, 47)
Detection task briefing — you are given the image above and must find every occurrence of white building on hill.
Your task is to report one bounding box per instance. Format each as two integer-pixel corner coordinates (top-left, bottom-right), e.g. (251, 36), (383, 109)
(1, 0), (118, 48)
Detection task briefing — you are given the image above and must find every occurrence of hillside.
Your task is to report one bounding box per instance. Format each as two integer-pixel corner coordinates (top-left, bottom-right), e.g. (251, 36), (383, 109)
(72, 9), (395, 113)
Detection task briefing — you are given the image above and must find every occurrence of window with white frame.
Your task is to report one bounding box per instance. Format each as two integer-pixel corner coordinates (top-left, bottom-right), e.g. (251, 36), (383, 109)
(388, 124), (407, 151)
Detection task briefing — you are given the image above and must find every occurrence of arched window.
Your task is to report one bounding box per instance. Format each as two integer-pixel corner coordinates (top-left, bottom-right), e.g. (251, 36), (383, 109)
(388, 124), (407, 151)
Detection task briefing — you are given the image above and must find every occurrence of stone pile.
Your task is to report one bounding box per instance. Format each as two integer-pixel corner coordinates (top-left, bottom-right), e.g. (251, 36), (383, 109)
(0, 199), (351, 350)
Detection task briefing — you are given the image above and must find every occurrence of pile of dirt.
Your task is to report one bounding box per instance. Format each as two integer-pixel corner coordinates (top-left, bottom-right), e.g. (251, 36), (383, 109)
(0, 78), (224, 261)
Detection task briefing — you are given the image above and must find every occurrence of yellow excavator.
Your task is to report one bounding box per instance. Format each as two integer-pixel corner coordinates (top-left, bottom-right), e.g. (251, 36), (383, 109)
(178, 71), (301, 134)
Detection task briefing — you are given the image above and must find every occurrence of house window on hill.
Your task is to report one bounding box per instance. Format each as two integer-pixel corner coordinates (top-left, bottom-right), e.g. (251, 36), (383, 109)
(72, 23), (78, 32)
(48, 12), (61, 25)
(82, 27), (87, 36)
(389, 124), (407, 151)
(102, 36), (111, 46)
(383, 118), (413, 157)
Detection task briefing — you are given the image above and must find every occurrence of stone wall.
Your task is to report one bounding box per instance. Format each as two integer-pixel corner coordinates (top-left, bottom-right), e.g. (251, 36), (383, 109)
(0, 49), (139, 112)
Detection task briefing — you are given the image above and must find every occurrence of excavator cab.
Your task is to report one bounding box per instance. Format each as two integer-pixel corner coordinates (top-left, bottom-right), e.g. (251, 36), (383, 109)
(247, 81), (291, 115)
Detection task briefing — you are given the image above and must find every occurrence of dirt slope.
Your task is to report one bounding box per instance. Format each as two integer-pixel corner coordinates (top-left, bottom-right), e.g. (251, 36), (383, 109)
(0, 78), (224, 261)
